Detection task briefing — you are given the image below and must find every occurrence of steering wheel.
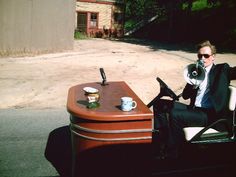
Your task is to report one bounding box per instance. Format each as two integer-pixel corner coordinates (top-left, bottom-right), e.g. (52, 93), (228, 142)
(147, 77), (179, 108)
(156, 77), (179, 101)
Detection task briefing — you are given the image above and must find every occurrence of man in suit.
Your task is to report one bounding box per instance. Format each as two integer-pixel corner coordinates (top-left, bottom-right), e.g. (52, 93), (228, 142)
(153, 40), (236, 158)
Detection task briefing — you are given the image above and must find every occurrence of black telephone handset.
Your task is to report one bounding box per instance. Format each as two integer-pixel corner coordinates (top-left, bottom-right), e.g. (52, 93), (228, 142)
(99, 68), (108, 86)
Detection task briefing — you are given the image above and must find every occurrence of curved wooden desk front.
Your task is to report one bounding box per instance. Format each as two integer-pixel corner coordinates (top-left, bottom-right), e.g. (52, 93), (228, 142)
(67, 81), (153, 177)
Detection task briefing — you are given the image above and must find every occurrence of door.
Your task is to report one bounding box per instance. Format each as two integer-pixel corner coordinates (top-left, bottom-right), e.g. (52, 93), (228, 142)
(77, 12), (87, 34)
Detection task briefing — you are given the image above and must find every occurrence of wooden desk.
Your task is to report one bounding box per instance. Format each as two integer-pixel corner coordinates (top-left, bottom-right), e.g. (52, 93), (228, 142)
(67, 81), (153, 177)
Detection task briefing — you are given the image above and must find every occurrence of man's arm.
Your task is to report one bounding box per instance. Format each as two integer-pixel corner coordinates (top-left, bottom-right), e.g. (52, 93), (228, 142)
(182, 83), (197, 100)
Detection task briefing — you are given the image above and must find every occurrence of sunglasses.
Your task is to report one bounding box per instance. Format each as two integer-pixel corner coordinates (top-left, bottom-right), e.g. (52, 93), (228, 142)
(197, 54), (212, 59)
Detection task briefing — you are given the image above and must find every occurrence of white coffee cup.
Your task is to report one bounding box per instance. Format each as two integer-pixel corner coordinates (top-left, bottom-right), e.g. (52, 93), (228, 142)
(121, 97), (137, 111)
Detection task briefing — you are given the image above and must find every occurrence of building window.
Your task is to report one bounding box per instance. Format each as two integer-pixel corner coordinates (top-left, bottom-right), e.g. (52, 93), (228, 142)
(90, 13), (98, 28)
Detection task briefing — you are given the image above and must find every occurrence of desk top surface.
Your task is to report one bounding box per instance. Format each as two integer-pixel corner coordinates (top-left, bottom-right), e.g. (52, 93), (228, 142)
(67, 81), (153, 121)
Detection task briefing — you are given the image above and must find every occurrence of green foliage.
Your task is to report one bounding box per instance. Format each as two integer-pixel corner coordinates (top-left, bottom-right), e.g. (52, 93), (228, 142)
(182, 3), (189, 10)
(125, 0), (159, 21)
(125, 0), (236, 50)
(190, 0), (221, 11)
(74, 31), (87, 40)
(124, 20), (137, 31)
(191, 0), (208, 11)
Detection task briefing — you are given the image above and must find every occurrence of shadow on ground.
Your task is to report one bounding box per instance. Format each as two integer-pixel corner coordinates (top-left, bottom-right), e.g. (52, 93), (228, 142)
(111, 37), (236, 54)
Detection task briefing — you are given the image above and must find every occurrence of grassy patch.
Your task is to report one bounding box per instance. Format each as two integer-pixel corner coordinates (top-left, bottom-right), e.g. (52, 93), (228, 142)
(74, 31), (88, 40)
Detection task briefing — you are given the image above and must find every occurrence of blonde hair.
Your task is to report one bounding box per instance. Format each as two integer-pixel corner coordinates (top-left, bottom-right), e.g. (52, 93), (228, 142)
(196, 40), (216, 55)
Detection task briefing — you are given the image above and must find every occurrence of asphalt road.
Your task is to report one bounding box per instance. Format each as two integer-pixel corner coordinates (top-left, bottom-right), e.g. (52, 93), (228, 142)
(0, 108), (70, 177)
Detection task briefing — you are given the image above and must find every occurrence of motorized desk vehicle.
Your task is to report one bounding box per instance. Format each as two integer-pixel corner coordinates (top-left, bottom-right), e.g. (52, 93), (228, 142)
(66, 68), (236, 177)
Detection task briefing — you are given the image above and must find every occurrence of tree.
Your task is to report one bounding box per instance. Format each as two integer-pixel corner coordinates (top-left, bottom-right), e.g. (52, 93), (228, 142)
(125, 0), (159, 21)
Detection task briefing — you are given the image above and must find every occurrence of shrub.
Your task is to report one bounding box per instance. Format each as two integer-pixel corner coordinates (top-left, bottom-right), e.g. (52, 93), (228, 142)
(74, 31), (87, 39)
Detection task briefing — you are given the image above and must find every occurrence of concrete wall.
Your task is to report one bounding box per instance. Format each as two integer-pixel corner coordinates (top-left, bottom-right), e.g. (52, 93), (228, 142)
(0, 0), (76, 55)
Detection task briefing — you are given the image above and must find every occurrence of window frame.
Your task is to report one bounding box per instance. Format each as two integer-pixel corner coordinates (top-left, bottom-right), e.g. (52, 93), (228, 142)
(90, 12), (98, 28)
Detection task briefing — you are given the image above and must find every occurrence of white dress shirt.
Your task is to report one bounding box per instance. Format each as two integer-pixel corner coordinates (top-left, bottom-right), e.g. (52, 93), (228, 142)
(194, 64), (214, 108)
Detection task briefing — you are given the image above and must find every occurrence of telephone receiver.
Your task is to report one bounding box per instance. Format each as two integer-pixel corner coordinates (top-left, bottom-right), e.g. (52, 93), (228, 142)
(99, 68), (108, 86)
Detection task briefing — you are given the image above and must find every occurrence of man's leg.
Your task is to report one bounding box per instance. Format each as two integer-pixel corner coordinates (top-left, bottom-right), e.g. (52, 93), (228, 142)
(153, 99), (177, 129)
(167, 108), (208, 153)
(153, 100), (187, 157)
(154, 100), (209, 158)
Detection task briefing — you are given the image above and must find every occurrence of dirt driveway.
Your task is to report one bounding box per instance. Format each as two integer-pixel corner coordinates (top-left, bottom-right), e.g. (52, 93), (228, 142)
(1, 38), (236, 109)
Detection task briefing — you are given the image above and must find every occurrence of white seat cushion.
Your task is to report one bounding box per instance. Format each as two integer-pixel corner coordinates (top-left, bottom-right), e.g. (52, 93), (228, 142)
(184, 127), (219, 141)
(228, 86), (236, 111)
(183, 86), (236, 141)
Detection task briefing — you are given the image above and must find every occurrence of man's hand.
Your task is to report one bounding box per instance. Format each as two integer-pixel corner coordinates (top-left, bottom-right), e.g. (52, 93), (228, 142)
(189, 78), (199, 89)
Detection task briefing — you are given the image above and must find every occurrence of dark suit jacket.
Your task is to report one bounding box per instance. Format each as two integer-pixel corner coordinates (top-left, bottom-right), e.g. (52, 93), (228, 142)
(182, 63), (236, 116)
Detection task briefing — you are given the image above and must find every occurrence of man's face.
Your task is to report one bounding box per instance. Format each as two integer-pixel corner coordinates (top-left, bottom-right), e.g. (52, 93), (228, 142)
(197, 46), (215, 67)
